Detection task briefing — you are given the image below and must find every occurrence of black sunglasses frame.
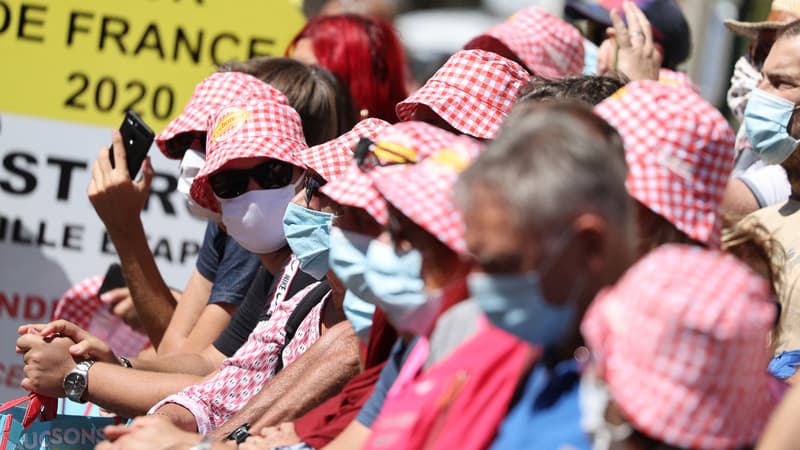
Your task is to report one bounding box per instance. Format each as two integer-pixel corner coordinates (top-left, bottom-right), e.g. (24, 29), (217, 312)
(210, 159), (296, 199)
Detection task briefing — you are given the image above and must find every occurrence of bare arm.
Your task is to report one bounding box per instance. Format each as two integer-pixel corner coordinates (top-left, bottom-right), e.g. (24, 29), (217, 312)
(757, 383), (800, 449)
(158, 269), (236, 356)
(87, 133), (177, 347)
(85, 363), (207, 418)
(722, 178), (760, 219)
(208, 320), (361, 440)
(132, 344), (227, 376)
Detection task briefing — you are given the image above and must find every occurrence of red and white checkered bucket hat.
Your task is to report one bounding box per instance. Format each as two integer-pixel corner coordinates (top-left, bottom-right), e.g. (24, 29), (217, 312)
(156, 72), (280, 158)
(372, 135), (483, 254)
(321, 121), (460, 225)
(582, 244), (777, 450)
(190, 96), (307, 213)
(295, 118), (389, 182)
(658, 68), (700, 93)
(396, 50), (530, 139)
(483, 7), (584, 78)
(594, 81), (735, 248)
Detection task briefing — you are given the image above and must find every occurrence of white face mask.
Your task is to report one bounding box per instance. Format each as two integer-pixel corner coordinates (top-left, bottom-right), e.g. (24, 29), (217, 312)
(727, 56), (762, 123)
(579, 371), (633, 450)
(217, 177), (301, 254)
(178, 150), (221, 222)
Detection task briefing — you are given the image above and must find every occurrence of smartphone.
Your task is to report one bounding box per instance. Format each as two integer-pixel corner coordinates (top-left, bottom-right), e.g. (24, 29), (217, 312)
(97, 263), (126, 297)
(109, 110), (155, 179)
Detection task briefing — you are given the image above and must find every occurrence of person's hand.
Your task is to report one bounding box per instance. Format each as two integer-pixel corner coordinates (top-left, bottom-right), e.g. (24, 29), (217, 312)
(16, 333), (79, 397)
(37, 319), (120, 364)
(87, 130), (153, 236)
(100, 287), (144, 332)
(242, 422), (300, 449)
(596, 0), (661, 81)
(98, 415), (198, 450)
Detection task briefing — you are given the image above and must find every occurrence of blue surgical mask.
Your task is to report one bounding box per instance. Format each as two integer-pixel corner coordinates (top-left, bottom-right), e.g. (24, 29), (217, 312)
(364, 241), (440, 335)
(469, 272), (576, 346)
(343, 290), (376, 343)
(282, 202), (334, 280)
(329, 227), (372, 296)
(744, 88), (800, 164)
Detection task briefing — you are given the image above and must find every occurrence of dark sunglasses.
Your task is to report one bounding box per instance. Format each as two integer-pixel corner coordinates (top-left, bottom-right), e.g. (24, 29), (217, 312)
(353, 137), (417, 169)
(166, 132), (206, 157)
(304, 175), (326, 206)
(210, 159), (295, 199)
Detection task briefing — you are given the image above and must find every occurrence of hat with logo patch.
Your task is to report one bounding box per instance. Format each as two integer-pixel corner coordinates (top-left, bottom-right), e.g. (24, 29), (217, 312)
(321, 121), (463, 225)
(156, 72), (275, 159)
(190, 95), (307, 213)
(371, 135), (483, 254)
(593, 80), (735, 248)
(295, 118), (389, 183)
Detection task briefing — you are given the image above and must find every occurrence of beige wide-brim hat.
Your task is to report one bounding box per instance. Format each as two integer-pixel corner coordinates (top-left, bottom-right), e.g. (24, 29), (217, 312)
(725, 0), (800, 39)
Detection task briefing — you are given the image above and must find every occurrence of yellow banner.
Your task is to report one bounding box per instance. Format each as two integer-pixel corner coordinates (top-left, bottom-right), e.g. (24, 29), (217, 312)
(0, 0), (306, 131)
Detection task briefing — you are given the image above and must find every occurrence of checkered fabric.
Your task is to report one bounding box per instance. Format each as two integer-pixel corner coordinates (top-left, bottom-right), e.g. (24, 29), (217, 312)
(320, 121), (461, 225)
(53, 276), (150, 358)
(658, 68), (700, 93)
(594, 80), (735, 248)
(483, 7), (584, 78)
(156, 72), (281, 158)
(396, 49), (530, 139)
(190, 96), (308, 213)
(372, 136), (483, 254)
(581, 244), (777, 449)
(295, 118), (389, 182)
(152, 280), (327, 434)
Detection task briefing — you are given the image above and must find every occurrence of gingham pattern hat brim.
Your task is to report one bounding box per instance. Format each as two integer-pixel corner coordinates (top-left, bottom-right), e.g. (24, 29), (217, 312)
(372, 136), (483, 254)
(658, 68), (700, 93)
(396, 50), (530, 139)
(296, 118), (389, 182)
(190, 97), (307, 213)
(484, 7), (585, 78)
(320, 121), (466, 225)
(582, 244), (776, 449)
(156, 72), (281, 158)
(321, 163), (389, 225)
(594, 81), (735, 247)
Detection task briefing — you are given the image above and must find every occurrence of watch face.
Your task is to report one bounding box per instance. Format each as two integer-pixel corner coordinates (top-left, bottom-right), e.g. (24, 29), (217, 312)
(63, 372), (86, 398)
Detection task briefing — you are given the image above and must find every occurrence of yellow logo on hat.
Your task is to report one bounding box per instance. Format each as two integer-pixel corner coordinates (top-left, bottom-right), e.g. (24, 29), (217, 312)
(610, 87), (628, 100)
(212, 108), (252, 142)
(429, 148), (469, 173)
(373, 140), (419, 164)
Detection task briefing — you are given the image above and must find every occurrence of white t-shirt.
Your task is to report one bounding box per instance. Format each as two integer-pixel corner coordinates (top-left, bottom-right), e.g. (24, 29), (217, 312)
(736, 157), (791, 208)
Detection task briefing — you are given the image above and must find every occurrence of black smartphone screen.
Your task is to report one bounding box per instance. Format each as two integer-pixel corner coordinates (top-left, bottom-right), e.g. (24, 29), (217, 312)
(109, 110), (155, 179)
(97, 263), (126, 296)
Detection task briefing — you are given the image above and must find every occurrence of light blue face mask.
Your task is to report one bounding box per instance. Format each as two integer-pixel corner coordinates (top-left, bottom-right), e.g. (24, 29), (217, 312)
(364, 240), (440, 335)
(329, 227), (376, 341)
(744, 88), (800, 164)
(343, 290), (376, 343)
(469, 272), (576, 347)
(282, 202), (334, 280)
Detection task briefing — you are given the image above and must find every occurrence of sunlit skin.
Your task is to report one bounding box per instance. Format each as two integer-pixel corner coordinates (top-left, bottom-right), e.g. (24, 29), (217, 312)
(759, 34), (800, 195)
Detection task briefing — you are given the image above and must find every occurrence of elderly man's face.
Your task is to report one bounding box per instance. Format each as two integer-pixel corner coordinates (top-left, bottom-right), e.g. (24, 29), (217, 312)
(759, 35), (800, 138)
(462, 184), (587, 307)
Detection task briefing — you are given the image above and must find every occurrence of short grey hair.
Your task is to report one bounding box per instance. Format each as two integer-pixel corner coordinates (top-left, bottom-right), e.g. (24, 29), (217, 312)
(455, 102), (630, 232)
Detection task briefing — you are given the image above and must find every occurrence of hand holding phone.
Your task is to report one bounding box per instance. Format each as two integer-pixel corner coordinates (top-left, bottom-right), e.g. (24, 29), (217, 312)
(109, 110), (155, 179)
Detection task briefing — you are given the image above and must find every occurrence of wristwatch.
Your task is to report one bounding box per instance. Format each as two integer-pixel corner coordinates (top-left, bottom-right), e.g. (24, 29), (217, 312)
(63, 360), (95, 403)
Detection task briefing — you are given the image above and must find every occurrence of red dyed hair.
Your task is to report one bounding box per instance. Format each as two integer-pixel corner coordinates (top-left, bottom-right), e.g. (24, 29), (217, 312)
(287, 14), (409, 123)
